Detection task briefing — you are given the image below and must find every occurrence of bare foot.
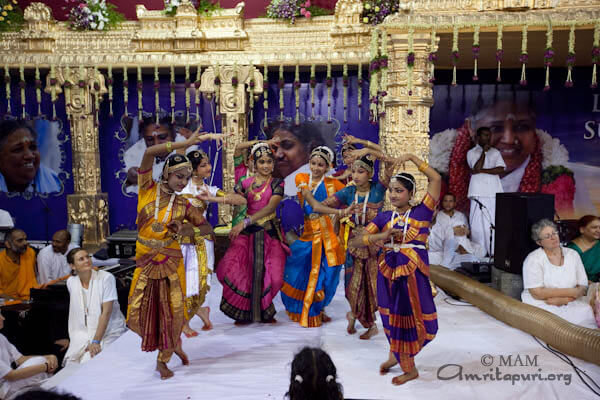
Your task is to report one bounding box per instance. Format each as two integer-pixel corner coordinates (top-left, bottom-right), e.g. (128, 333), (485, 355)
(197, 307), (213, 331)
(174, 343), (189, 366)
(380, 352), (398, 375)
(182, 323), (198, 338)
(359, 325), (378, 340)
(156, 361), (174, 380)
(321, 312), (332, 323)
(391, 368), (419, 385)
(346, 312), (357, 334)
(234, 320), (252, 326)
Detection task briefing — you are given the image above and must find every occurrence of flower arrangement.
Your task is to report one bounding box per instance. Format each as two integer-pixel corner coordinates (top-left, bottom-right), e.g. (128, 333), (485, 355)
(65, 0), (124, 31)
(266, 0), (329, 24)
(361, 1), (398, 25)
(0, 0), (23, 33)
(164, 0), (222, 17)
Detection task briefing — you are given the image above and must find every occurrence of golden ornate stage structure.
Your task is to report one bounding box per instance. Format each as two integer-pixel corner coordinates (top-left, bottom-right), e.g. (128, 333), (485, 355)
(1, 0), (599, 246)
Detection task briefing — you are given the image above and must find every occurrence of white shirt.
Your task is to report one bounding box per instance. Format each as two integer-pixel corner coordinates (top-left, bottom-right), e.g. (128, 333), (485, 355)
(522, 247), (588, 291)
(0, 209), (13, 228)
(179, 180), (220, 219)
(501, 156), (529, 193)
(36, 243), (78, 285)
(0, 334), (22, 398)
(467, 145), (505, 198)
(436, 210), (468, 233)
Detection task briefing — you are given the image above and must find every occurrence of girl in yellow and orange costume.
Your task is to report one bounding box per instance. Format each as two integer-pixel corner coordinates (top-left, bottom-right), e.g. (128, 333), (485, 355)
(126, 131), (213, 380)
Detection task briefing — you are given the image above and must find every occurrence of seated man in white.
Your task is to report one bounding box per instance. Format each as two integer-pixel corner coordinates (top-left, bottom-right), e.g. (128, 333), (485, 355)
(0, 312), (58, 400)
(436, 193), (468, 231)
(36, 229), (77, 285)
(63, 248), (127, 365)
(522, 219), (597, 329)
(429, 213), (486, 270)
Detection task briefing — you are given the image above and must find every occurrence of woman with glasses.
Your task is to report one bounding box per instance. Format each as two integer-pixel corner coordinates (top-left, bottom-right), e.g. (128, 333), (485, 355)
(521, 219), (597, 328)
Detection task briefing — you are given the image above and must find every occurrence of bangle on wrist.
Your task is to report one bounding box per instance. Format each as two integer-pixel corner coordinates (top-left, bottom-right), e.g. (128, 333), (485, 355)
(362, 234), (371, 246)
(166, 141), (173, 153)
(91, 339), (100, 345)
(418, 161), (429, 173)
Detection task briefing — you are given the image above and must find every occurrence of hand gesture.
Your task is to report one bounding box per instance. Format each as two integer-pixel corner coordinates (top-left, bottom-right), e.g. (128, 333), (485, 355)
(229, 222), (245, 240)
(267, 136), (281, 147)
(86, 342), (102, 358)
(44, 354), (58, 373)
(347, 148), (369, 160)
(343, 203), (364, 217)
(166, 220), (183, 234)
(343, 134), (362, 145)
(186, 131), (204, 146)
(382, 228), (403, 241)
(196, 189), (210, 201)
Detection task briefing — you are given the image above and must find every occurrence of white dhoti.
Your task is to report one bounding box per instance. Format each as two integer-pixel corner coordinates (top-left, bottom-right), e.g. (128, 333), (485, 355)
(469, 196), (496, 257)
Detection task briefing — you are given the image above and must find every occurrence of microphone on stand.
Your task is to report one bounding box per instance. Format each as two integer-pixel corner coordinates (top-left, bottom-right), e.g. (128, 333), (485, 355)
(471, 197), (495, 260)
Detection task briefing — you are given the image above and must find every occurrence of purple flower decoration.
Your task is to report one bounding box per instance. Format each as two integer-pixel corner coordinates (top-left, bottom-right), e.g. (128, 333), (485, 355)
(519, 79), (527, 87)
(428, 78), (436, 83)
(309, 78), (317, 88)
(591, 83), (598, 89)
(136, 82), (143, 91)
(153, 81), (160, 90)
(293, 80), (301, 89)
(326, 78), (333, 87)
(123, 80), (129, 88)
(93, 82), (100, 91)
(519, 53), (529, 64)
(564, 81), (574, 88)
(249, 80), (256, 88)
(379, 90), (387, 97)
(428, 52), (437, 62)
(4, 76), (10, 84)
(184, 79), (191, 88)
(495, 49), (504, 62)
(18, 80), (26, 89)
(544, 48), (554, 67)
(408, 90), (412, 96)
(472, 76), (479, 82)
(543, 85), (551, 92)
(379, 57), (389, 68)
(358, 78), (363, 86)
(106, 78), (113, 86)
(194, 81), (201, 89)
(407, 109), (413, 115)
(64, 81), (72, 89)
(231, 77), (239, 87)
(566, 52), (576, 67)
(214, 77), (221, 86)
(278, 78), (285, 89)
(407, 52), (415, 67)
(34, 79), (43, 89)
(379, 111), (386, 118)
(343, 76), (349, 87)
(78, 80), (86, 88)
(451, 51), (460, 66)
(593, 46), (600, 64)
(472, 45), (480, 59)
(169, 83), (176, 91)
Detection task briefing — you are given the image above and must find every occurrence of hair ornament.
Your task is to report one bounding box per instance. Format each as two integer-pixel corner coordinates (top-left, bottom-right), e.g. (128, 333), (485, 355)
(391, 173), (416, 191)
(294, 375), (303, 383)
(326, 375), (334, 383)
(310, 146), (334, 166)
(250, 141), (273, 161)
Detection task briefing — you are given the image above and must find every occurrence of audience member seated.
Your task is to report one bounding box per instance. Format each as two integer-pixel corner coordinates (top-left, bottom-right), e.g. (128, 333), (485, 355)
(0, 229), (38, 301)
(285, 347), (344, 400)
(0, 209), (14, 228)
(436, 193), (468, 231)
(521, 219), (597, 329)
(13, 389), (81, 400)
(62, 248), (127, 365)
(567, 215), (600, 283)
(36, 230), (77, 285)
(429, 214), (485, 270)
(1, 311), (58, 400)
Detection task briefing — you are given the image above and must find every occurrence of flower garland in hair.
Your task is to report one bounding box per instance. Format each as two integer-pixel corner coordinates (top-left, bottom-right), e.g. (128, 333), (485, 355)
(170, 65), (176, 121)
(379, 29), (388, 119)
(451, 25), (459, 86)
(19, 64), (25, 118)
(309, 63), (317, 118)
(136, 66), (143, 120)
(122, 66), (128, 116)
(185, 64), (191, 122)
(278, 63), (284, 120)
(4, 65), (11, 115)
(406, 27), (415, 115)
(214, 62), (220, 119)
(543, 22), (554, 91)
(592, 22), (600, 89)
(343, 62), (349, 123)
(565, 24), (575, 88)
(496, 24), (503, 82)
(195, 65), (201, 113)
(154, 65), (160, 122)
(326, 61), (332, 122)
(294, 62), (301, 125)
(472, 25), (480, 82)
(369, 28), (380, 124)
(263, 64), (269, 125)
(107, 64), (114, 117)
(49, 64), (58, 120)
(357, 62), (362, 121)
(35, 66), (42, 116)
(428, 28), (437, 83)
(519, 25), (528, 86)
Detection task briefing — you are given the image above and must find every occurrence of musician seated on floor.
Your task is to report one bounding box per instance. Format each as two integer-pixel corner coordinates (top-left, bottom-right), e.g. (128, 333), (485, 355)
(428, 213), (485, 270)
(36, 230), (77, 285)
(0, 229), (39, 301)
(521, 219), (598, 329)
(0, 311), (58, 400)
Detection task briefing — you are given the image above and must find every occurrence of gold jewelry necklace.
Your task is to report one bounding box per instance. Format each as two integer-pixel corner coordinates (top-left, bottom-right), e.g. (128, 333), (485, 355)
(250, 177), (272, 201)
(151, 182), (176, 232)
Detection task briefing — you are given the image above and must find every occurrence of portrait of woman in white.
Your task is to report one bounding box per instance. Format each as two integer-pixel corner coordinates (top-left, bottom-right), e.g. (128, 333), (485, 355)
(63, 248), (127, 365)
(521, 219), (597, 329)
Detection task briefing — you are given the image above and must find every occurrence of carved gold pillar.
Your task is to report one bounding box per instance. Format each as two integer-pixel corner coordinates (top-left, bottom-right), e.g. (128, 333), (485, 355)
(199, 65), (263, 225)
(381, 31), (438, 194)
(46, 67), (108, 248)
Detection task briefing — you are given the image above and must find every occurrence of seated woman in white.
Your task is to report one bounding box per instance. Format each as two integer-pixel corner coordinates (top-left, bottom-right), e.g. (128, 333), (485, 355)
(0, 312), (58, 400)
(63, 248), (127, 365)
(521, 219), (597, 329)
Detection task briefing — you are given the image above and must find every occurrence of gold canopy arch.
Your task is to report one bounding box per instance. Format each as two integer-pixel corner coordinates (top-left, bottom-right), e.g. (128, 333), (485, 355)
(1, 0), (599, 246)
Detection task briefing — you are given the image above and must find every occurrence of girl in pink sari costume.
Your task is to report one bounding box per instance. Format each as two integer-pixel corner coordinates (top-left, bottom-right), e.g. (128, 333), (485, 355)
(217, 142), (288, 323)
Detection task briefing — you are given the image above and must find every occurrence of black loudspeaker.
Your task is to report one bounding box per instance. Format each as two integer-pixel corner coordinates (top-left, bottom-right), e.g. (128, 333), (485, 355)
(494, 192), (555, 275)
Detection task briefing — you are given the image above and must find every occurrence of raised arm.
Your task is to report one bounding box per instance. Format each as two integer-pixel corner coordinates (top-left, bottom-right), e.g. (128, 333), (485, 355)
(344, 134), (383, 153)
(197, 190), (247, 206)
(234, 136), (280, 157)
(395, 153), (442, 202)
(140, 132), (201, 173)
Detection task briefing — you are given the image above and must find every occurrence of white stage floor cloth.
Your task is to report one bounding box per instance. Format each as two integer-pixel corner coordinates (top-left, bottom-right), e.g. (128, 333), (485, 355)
(47, 276), (600, 400)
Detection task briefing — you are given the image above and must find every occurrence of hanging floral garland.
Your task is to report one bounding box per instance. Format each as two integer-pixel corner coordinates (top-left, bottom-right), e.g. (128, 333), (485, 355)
(342, 62), (349, 123)
(406, 28), (415, 115)
(4, 65), (11, 115)
(49, 65), (58, 120)
(195, 65), (202, 114)
(93, 65), (101, 126)
(496, 24), (503, 82)
(248, 65), (256, 125)
(232, 62), (239, 88)
(369, 28), (380, 124)
(185, 64), (191, 122)
(107, 64), (114, 117)
(278, 63), (284, 120)
(309, 63), (316, 119)
(294, 62), (301, 125)
(357, 62), (362, 121)
(19, 64), (25, 119)
(592, 23), (600, 89)
(122, 66), (128, 117)
(543, 22), (554, 91)
(263, 64), (269, 125)
(326, 61), (332, 122)
(214, 62), (221, 120)
(34, 66), (42, 116)
(451, 26), (459, 86)
(472, 25), (480, 82)
(170, 65), (176, 121)
(428, 28), (437, 83)
(519, 25), (528, 86)
(64, 66), (72, 111)
(136, 66), (143, 120)
(565, 24), (575, 88)
(153, 65), (160, 122)
(379, 29), (388, 119)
